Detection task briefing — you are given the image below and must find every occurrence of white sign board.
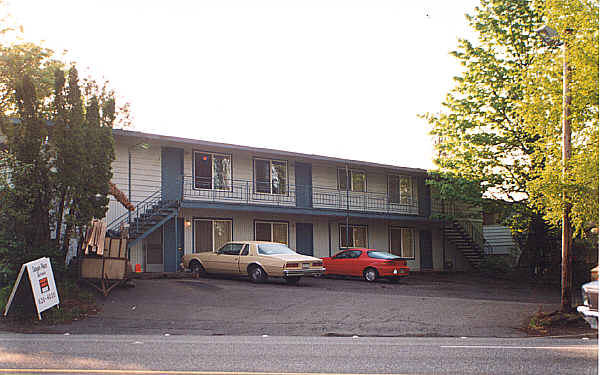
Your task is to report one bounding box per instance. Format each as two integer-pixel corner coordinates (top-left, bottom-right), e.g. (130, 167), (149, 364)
(3, 257), (60, 320)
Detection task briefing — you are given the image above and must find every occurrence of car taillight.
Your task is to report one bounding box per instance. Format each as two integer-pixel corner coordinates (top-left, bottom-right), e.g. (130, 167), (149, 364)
(286, 263), (299, 268)
(312, 261), (323, 267)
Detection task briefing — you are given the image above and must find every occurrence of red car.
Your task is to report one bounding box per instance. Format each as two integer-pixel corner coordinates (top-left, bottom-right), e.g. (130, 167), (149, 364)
(321, 248), (409, 282)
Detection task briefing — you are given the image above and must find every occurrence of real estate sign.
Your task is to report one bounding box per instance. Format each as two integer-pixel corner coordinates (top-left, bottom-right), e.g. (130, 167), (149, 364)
(3, 257), (60, 320)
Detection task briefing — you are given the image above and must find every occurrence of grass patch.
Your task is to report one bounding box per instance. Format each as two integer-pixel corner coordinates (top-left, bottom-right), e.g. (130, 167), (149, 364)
(0, 278), (99, 327)
(525, 307), (592, 336)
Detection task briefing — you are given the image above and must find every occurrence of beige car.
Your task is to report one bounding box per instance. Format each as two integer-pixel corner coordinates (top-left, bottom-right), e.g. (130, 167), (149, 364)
(181, 241), (325, 284)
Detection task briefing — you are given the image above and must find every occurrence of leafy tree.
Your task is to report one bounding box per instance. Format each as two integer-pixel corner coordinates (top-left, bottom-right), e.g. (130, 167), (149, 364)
(520, 0), (599, 236)
(422, 0), (598, 290)
(51, 67), (116, 253)
(422, 0), (544, 204)
(0, 9), (121, 277)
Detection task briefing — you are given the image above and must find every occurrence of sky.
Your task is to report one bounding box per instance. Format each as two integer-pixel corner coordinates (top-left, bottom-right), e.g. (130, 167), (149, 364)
(6, 0), (480, 170)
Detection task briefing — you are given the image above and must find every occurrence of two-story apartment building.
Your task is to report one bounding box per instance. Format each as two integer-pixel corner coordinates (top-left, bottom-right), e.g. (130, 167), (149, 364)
(105, 129), (479, 274)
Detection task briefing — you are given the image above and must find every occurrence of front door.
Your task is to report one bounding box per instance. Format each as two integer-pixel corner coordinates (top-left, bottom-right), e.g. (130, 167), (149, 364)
(145, 229), (163, 272)
(420, 230), (433, 270)
(296, 223), (314, 256)
(295, 162), (312, 208)
(161, 147), (184, 203)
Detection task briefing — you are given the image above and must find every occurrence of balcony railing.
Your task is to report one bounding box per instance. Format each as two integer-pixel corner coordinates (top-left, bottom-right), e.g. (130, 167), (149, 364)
(181, 176), (419, 215)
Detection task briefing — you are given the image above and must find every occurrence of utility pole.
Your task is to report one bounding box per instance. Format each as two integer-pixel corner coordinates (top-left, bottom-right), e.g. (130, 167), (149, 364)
(560, 31), (573, 312)
(535, 25), (573, 312)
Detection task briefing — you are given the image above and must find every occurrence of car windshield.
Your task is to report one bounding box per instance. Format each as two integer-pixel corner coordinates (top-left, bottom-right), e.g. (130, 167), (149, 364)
(257, 243), (297, 255)
(367, 251), (400, 260)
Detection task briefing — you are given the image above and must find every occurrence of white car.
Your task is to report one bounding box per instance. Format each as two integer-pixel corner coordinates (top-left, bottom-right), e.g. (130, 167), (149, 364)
(577, 280), (598, 329)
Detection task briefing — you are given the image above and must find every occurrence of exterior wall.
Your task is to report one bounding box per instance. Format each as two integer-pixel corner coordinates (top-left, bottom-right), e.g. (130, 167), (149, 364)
(178, 208), (432, 271)
(130, 241), (144, 272)
(106, 138), (162, 225)
(107, 134), (467, 273)
(483, 225), (517, 255)
(430, 227), (472, 272)
(125, 208), (472, 273)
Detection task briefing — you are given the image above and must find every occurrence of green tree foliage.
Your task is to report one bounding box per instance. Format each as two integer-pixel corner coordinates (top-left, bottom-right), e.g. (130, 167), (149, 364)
(422, 0), (598, 281)
(0, 10), (120, 277)
(422, 0), (544, 203)
(520, 0), (599, 236)
(51, 68), (116, 253)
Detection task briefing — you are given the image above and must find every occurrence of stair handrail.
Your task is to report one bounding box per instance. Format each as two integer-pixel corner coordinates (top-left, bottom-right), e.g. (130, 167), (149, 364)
(439, 199), (495, 255)
(107, 189), (163, 232)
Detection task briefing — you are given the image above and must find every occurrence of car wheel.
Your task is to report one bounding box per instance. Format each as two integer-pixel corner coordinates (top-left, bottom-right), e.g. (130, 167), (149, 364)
(363, 268), (378, 282)
(190, 260), (205, 277)
(248, 265), (267, 283)
(284, 276), (301, 285)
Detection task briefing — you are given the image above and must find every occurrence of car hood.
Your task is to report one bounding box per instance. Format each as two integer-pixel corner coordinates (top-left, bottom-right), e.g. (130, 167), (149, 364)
(582, 280), (599, 293)
(264, 254), (321, 262)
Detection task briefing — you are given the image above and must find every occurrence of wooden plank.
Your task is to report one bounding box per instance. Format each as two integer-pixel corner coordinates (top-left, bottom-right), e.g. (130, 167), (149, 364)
(119, 238), (127, 258)
(80, 258), (104, 279)
(103, 259), (127, 279)
(104, 238), (111, 257)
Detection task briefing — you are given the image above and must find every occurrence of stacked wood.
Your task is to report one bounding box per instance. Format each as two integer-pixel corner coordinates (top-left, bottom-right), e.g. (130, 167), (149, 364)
(82, 219), (107, 255)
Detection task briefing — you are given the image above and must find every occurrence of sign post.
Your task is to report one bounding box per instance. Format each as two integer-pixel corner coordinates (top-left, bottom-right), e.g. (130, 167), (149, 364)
(3, 257), (60, 320)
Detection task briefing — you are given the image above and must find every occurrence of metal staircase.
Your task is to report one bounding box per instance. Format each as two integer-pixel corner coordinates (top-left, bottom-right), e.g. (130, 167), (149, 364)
(443, 219), (487, 269)
(107, 190), (179, 248)
(432, 199), (491, 269)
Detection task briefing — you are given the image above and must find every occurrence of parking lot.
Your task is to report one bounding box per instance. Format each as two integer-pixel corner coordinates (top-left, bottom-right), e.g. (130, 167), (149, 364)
(43, 273), (569, 338)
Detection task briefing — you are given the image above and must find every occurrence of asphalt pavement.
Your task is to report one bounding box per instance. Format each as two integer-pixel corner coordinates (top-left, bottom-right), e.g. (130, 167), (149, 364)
(0, 334), (597, 374)
(38, 272), (582, 338)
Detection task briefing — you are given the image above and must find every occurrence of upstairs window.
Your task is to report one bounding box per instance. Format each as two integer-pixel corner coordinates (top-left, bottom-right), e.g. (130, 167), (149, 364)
(254, 159), (287, 195)
(388, 175), (416, 204)
(338, 169), (366, 192)
(193, 151), (232, 190)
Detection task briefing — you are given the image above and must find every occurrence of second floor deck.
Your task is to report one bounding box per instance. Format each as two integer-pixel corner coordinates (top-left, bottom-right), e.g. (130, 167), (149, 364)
(179, 176), (421, 215)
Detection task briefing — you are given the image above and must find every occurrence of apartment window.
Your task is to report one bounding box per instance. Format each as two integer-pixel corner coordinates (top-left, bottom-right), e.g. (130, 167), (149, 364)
(254, 159), (287, 195)
(388, 175), (415, 204)
(389, 227), (416, 258)
(339, 224), (368, 248)
(193, 151), (232, 190)
(255, 221), (288, 245)
(194, 219), (232, 253)
(338, 169), (366, 192)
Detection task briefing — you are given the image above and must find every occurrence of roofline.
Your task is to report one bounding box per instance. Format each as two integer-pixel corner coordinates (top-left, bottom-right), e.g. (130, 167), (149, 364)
(112, 128), (428, 175)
